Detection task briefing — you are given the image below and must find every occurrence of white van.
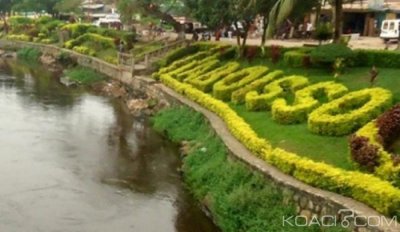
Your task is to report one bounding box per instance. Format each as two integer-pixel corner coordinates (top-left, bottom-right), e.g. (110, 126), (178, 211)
(380, 19), (400, 42)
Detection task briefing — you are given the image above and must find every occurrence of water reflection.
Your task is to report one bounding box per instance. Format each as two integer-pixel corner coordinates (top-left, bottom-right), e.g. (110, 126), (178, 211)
(0, 60), (219, 232)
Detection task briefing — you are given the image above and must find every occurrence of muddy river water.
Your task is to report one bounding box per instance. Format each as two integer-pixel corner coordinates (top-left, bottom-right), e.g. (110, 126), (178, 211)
(0, 60), (219, 232)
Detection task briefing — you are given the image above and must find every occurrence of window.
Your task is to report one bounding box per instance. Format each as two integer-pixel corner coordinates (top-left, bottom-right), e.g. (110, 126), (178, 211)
(383, 22), (388, 30)
(389, 22), (395, 30)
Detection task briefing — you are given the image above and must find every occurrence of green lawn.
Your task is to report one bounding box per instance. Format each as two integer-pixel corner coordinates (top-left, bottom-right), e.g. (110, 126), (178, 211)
(228, 60), (400, 170)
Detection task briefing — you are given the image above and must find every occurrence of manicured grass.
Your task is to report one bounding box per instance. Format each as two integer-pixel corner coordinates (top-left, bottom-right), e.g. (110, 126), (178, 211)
(226, 59), (400, 170)
(65, 67), (105, 85)
(152, 107), (347, 232)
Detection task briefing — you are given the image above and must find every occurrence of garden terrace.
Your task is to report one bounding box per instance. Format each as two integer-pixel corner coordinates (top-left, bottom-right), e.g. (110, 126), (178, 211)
(154, 43), (400, 218)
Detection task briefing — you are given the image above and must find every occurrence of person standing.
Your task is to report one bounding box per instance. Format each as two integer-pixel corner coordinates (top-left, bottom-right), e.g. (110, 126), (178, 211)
(306, 21), (313, 39)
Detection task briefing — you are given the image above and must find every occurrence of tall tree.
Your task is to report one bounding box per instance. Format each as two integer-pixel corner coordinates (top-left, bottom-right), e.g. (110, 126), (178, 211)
(116, 0), (186, 38)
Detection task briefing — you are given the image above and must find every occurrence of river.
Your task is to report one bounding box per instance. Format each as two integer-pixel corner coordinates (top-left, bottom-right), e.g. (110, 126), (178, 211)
(0, 60), (219, 232)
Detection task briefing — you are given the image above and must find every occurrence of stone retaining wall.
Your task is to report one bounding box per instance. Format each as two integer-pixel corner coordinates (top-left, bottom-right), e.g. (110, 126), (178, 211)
(1, 40), (399, 232)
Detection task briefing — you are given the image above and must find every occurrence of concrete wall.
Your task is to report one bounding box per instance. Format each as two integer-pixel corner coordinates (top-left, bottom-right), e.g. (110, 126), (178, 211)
(1, 39), (399, 232)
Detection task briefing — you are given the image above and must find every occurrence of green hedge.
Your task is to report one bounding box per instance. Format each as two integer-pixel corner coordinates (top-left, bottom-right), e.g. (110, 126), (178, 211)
(213, 66), (269, 101)
(232, 70), (284, 105)
(308, 88), (393, 136)
(245, 75), (309, 111)
(283, 51), (309, 68)
(153, 51), (209, 79)
(352, 49), (400, 68)
(185, 62), (241, 93)
(272, 81), (348, 124)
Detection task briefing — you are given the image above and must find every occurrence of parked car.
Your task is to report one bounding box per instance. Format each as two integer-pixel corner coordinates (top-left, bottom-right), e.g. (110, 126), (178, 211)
(380, 19), (400, 42)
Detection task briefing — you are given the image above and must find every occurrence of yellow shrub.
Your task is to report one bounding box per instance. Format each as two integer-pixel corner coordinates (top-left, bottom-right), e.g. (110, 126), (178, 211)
(245, 75), (309, 111)
(213, 66), (269, 101)
(308, 88), (393, 136)
(271, 81), (348, 124)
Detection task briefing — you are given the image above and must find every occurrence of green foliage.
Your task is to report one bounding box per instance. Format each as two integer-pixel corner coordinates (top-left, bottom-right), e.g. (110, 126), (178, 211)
(232, 70), (284, 105)
(272, 81), (349, 124)
(313, 23), (333, 42)
(283, 50), (310, 68)
(16, 47), (41, 62)
(308, 88), (393, 136)
(6, 34), (30, 41)
(245, 75), (309, 111)
(72, 46), (95, 56)
(64, 67), (105, 85)
(61, 23), (96, 38)
(213, 66), (270, 101)
(310, 43), (353, 64)
(265, 148), (400, 218)
(186, 62), (241, 93)
(352, 49), (400, 68)
(152, 107), (347, 232)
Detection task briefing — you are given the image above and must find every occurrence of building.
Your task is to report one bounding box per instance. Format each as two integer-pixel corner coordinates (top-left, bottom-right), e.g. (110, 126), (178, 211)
(320, 0), (400, 36)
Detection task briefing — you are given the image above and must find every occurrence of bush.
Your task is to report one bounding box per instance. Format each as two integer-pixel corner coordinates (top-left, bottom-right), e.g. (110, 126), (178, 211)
(310, 43), (353, 64)
(213, 66), (269, 101)
(245, 75), (309, 111)
(6, 34), (31, 42)
(352, 49), (400, 68)
(264, 148), (400, 217)
(308, 88), (393, 136)
(354, 121), (400, 187)
(283, 51), (310, 68)
(16, 47), (41, 62)
(152, 107), (347, 232)
(72, 46), (95, 56)
(232, 70), (284, 105)
(61, 23), (96, 38)
(65, 67), (105, 85)
(156, 44), (204, 68)
(176, 57), (219, 81)
(185, 62), (241, 93)
(160, 73), (271, 155)
(159, 70), (400, 218)
(377, 104), (400, 147)
(313, 23), (333, 42)
(271, 81), (348, 124)
(153, 51), (209, 79)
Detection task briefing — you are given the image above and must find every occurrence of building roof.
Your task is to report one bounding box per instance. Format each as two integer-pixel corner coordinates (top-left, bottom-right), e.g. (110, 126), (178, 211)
(322, 0), (400, 13)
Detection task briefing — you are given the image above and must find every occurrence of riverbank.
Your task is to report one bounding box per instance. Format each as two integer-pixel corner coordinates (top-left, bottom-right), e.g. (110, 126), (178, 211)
(2, 40), (399, 232)
(152, 106), (347, 232)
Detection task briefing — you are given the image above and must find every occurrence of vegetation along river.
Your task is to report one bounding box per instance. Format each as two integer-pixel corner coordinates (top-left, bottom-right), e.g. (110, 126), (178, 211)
(0, 60), (219, 232)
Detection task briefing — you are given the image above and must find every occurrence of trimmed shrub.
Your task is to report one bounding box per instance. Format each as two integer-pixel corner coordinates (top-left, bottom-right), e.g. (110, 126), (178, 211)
(264, 148), (400, 217)
(159, 71), (400, 218)
(350, 135), (380, 172)
(177, 57), (220, 81)
(351, 105), (400, 187)
(160, 73), (272, 155)
(186, 62), (241, 93)
(310, 43), (353, 64)
(153, 51), (210, 79)
(352, 49), (400, 68)
(6, 34), (31, 42)
(61, 23), (96, 38)
(213, 66), (270, 101)
(271, 82), (348, 124)
(283, 51), (310, 68)
(245, 75), (309, 111)
(308, 88), (393, 136)
(165, 57), (218, 81)
(232, 70), (284, 105)
(72, 46), (95, 56)
(376, 104), (400, 147)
